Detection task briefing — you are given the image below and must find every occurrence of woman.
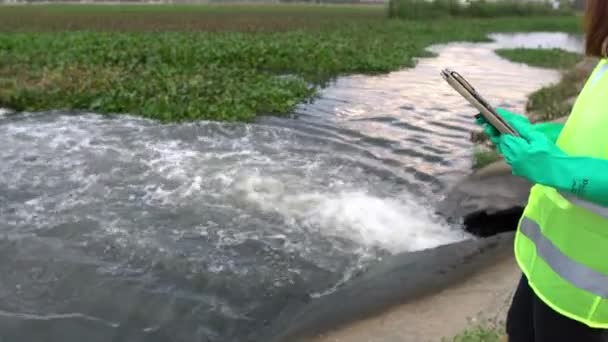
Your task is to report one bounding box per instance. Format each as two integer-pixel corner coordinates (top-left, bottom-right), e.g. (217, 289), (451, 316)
(476, 1), (608, 341)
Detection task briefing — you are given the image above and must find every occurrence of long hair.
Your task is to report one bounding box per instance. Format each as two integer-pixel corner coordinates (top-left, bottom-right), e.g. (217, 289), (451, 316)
(585, 0), (608, 57)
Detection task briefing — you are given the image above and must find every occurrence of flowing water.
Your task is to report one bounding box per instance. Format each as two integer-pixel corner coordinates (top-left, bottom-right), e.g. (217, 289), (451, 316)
(0, 32), (582, 342)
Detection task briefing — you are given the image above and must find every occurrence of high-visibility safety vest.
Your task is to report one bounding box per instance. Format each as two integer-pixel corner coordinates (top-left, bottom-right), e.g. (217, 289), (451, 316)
(515, 57), (608, 328)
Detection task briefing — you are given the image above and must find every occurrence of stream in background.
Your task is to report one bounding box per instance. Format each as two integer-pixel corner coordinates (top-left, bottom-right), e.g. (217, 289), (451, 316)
(0, 32), (583, 341)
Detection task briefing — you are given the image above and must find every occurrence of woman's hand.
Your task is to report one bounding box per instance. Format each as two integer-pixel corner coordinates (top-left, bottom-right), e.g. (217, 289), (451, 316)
(498, 120), (566, 185)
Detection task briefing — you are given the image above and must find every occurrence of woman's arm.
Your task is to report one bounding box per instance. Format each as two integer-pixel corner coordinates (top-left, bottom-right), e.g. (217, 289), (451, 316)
(499, 123), (608, 207)
(531, 154), (608, 207)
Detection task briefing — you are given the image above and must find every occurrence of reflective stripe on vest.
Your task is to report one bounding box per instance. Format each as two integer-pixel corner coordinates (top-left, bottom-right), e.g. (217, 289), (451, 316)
(519, 217), (608, 298)
(558, 191), (608, 219)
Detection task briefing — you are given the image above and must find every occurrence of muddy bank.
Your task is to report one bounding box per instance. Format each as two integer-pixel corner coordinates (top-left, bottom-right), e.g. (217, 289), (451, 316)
(266, 232), (514, 342)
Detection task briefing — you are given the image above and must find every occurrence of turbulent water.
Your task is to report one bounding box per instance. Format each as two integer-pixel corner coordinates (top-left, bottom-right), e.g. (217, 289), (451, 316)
(0, 33), (581, 342)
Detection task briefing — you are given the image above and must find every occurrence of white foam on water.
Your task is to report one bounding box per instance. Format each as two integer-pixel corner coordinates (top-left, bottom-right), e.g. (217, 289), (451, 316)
(308, 191), (466, 252)
(232, 173), (469, 255)
(1, 110), (467, 281)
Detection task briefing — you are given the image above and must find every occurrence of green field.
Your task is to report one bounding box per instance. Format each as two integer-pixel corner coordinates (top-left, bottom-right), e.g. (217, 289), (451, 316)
(0, 4), (387, 32)
(388, 0), (573, 19)
(0, 5), (583, 122)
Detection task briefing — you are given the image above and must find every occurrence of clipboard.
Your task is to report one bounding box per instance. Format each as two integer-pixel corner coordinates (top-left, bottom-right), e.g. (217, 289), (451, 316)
(440, 68), (519, 137)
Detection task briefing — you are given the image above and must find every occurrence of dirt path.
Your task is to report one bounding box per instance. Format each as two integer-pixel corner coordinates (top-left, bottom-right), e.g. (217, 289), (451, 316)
(313, 246), (520, 342)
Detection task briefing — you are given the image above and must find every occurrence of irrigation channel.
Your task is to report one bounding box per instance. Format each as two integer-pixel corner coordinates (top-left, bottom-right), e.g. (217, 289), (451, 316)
(0, 32), (583, 341)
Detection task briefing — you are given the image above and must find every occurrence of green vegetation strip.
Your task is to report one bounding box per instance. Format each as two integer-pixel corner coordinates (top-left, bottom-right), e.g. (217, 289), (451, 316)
(445, 324), (504, 342)
(495, 48), (582, 69)
(494, 47), (584, 121)
(0, 5), (582, 122)
(526, 70), (580, 120)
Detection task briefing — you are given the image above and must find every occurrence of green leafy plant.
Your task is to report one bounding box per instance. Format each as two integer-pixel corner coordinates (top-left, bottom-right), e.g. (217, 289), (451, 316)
(0, 5), (582, 122)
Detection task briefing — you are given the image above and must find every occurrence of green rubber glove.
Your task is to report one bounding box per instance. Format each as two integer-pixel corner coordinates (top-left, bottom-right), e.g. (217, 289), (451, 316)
(498, 120), (608, 207)
(532, 122), (565, 143)
(475, 108), (564, 144)
(475, 108), (532, 145)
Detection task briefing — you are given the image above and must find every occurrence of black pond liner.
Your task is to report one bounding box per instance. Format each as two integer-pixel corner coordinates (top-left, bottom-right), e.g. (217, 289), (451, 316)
(462, 206), (525, 237)
(258, 197), (525, 342)
(261, 229), (516, 342)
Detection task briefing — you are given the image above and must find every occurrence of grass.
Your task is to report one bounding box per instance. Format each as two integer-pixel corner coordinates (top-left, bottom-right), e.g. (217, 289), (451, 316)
(0, 5), (584, 122)
(445, 324), (504, 342)
(526, 69), (580, 120)
(494, 47), (586, 121)
(473, 147), (502, 170)
(495, 48), (582, 69)
(388, 0), (573, 20)
(494, 47), (584, 121)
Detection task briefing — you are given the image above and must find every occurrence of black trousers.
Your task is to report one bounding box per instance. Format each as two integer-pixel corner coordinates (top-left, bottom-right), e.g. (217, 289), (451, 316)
(506, 274), (608, 342)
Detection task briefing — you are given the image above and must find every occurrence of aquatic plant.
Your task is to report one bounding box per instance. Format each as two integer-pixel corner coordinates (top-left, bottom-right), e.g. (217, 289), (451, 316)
(0, 5), (581, 122)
